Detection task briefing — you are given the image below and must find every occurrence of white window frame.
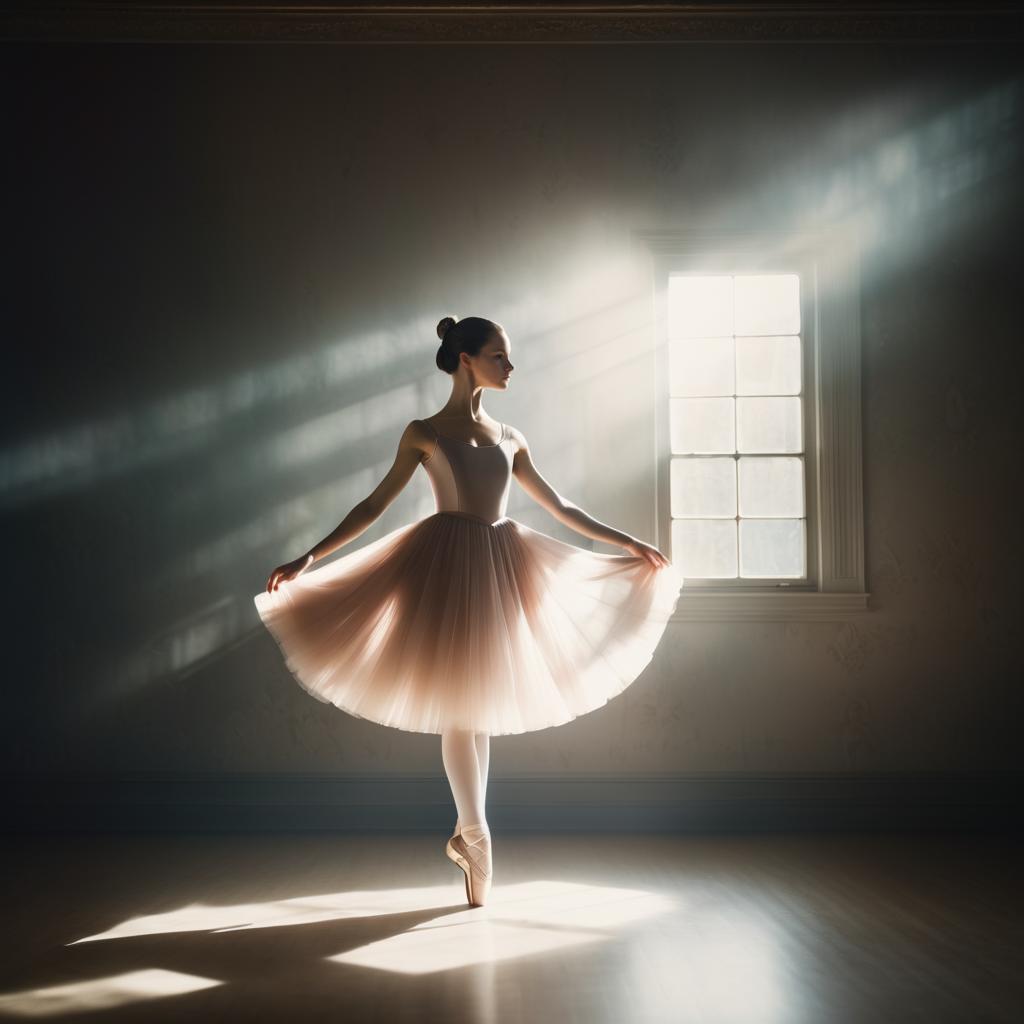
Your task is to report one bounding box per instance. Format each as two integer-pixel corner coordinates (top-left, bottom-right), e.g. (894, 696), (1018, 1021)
(634, 228), (871, 622)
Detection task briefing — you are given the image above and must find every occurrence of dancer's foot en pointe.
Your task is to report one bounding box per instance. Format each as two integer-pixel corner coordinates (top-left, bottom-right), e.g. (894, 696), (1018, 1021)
(447, 822), (492, 907)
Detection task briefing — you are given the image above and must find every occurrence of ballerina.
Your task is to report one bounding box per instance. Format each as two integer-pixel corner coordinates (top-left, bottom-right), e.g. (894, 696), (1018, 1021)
(256, 315), (683, 906)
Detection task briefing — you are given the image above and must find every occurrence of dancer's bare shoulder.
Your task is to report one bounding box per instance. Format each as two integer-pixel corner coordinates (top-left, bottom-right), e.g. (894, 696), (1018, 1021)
(506, 423), (529, 461)
(405, 418), (438, 463)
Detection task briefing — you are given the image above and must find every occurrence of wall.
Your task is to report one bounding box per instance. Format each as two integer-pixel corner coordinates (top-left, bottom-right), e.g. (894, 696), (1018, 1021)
(4, 37), (1021, 822)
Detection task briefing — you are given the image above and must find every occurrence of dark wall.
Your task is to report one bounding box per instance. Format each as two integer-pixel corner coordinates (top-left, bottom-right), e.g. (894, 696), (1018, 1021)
(3, 39), (1021, 778)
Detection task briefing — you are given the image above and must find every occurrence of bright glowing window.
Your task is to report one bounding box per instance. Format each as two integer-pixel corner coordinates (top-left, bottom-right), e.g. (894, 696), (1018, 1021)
(667, 273), (807, 580)
(639, 229), (868, 619)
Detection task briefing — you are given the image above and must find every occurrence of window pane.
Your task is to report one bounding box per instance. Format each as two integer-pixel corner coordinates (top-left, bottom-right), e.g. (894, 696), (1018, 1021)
(672, 518), (737, 578)
(735, 336), (802, 396)
(739, 519), (806, 578)
(670, 397), (735, 454)
(736, 397), (802, 453)
(671, 456), (736, 517)
(738, 456), (804, 517)
(668, 275), (733, 339)
(669, 337), (734, 397)
(734, 274), (800, 336)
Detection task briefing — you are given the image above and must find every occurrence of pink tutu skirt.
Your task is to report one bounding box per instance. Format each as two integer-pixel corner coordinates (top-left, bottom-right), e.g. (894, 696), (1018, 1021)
(253, 511), (684, 736)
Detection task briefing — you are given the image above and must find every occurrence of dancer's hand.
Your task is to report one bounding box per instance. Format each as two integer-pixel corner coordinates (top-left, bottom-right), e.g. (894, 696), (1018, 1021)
(266, 554), (314, 593)
(620, 537), (672, 570)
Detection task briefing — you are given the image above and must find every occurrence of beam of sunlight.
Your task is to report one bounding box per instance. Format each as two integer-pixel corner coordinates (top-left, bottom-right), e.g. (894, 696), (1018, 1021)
(647, 78), (1022, 293)
(773, 78), (1019, 273)
(166, 400), (396, 522)
(0, 968), (223, 1019)
(1, 228), (639, 512)
(0, 320), (422, 509)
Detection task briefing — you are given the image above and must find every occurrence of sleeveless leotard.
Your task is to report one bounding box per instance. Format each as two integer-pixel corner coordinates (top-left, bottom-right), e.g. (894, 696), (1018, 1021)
(418, 419), (513, 526)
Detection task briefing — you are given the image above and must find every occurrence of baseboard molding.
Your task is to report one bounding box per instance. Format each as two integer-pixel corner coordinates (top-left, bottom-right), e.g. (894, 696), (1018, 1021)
(3, 771), (1020, 834)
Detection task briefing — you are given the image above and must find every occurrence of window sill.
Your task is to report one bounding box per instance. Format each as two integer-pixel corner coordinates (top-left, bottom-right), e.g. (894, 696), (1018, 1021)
(669, 590), (871, 622)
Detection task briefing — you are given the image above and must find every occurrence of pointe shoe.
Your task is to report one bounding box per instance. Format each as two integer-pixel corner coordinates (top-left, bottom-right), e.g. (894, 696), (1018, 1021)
(449, 824), (492, 907)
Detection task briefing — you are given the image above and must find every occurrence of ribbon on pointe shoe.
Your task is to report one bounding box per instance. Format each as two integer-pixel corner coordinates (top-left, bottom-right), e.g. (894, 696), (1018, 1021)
(459, 824), (493, 878)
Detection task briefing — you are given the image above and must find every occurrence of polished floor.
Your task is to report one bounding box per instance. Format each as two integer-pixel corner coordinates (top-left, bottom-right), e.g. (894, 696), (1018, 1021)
(1, 832), (1021, 1023)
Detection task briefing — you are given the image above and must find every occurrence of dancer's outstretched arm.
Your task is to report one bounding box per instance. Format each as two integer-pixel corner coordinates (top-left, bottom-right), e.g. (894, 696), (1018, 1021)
(264, 419), (434, 592)
(507, 424), (670, 570)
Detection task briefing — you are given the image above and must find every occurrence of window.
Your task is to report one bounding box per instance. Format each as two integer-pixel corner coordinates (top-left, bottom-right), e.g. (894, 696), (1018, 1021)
(668, 271), (808, 582)
(635, 229), (871, 621)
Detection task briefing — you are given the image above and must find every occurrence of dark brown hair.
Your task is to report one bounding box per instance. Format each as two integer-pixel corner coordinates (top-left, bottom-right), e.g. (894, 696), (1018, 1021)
(435, 316), (503, 375)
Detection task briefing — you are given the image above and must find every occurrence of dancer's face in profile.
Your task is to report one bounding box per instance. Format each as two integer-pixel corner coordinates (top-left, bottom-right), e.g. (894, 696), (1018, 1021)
(468, 331), (514, 390)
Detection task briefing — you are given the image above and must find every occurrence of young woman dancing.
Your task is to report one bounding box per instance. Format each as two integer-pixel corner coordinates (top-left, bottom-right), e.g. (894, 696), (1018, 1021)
(256, 315), (683, 907)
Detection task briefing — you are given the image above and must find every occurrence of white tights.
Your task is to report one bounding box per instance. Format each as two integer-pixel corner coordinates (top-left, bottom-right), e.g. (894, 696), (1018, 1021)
(441, 729), (490, 831)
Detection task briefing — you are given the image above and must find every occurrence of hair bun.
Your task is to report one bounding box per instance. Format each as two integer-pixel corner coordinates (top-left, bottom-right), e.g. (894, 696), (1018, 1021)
(436, 316), (458, 342)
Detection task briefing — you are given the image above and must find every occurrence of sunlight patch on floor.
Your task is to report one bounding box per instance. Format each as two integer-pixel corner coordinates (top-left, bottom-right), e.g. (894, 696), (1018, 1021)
(330, 880), (678, 975)
(64, 879), (677, 978)
(0, 968), (223, 1019)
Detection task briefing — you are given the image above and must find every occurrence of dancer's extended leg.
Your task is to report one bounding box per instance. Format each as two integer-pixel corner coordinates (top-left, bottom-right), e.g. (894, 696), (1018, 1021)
(453, 731), (490, 834)
(442, 729), (487, 830)
(443, 729), (493, 904)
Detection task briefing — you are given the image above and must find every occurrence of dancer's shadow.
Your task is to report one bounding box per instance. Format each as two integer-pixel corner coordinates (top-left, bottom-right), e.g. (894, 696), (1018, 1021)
(1, 876), (498, 1022)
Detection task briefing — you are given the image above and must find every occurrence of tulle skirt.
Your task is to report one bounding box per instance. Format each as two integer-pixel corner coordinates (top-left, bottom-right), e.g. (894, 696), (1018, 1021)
(253, 510), (684, 736)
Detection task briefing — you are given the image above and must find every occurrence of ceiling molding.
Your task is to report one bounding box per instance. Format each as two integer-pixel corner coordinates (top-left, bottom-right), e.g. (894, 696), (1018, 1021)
(2, 3), (1022, 45)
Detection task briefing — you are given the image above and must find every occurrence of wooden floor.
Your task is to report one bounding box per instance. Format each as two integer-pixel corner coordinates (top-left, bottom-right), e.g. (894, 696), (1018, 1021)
(1, 832), (1021, 1023)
